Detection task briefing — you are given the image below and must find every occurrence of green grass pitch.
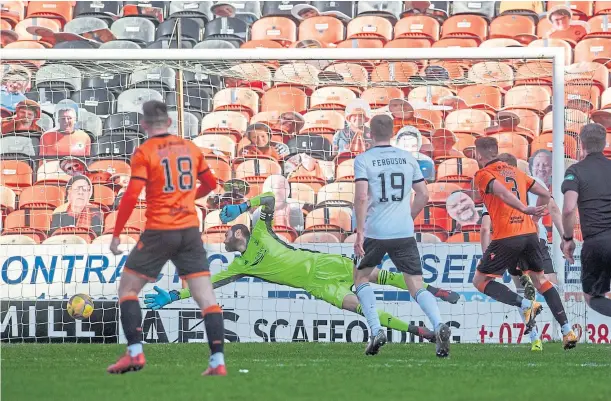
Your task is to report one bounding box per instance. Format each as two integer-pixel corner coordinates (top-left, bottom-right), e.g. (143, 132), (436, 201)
(2, 343), (611, 401)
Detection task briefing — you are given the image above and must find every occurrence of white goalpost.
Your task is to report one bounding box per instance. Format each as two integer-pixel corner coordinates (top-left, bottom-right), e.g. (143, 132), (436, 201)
(2, 46), (603, 345)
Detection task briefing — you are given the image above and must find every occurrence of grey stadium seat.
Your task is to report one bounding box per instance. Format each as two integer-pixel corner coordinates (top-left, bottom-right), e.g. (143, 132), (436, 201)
(130, 66), (176, 92)
(451, 1), (496, 20)
(0, 135), (38, 158)
(169, 0), (213, 22)
(168, 110), (200, 139)
(357, 1), (403, 22)
(35, 64), (82, 93)
(99, 40), (142, 49)
(111, 17), (156, 44)
(78, 110), (103, 138)
(117, 88), (164, 113)
(64, 17), (108, 35)
(194, 39), (236, 49)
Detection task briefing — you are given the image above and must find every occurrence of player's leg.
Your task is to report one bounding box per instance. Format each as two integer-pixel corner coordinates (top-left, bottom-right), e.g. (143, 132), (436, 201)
(387, 237), (450, 357)
(370, 268), (460, 304)
(580, 237), (611, 317)
(108, 230), (172, 374)
(173, 227), (226, 375)
(355, 238), (387, 353)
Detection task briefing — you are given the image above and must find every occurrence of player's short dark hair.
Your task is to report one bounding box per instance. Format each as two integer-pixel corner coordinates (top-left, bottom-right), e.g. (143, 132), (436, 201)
(497, 153), (517, 167)
(369, 114), (394, 141)
(231, 224), (250, 242)
(474, 136), (499, 159)
(580, 123), (606, 154)
(142, 100), (169, 128)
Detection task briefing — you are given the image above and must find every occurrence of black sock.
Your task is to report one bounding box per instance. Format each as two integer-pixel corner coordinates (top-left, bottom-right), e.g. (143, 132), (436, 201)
(120, 299), (142, 346)
(541, 287), (569, 326)
(588, 296), (611, 317)
(483, 281), (523, 307)
(203, 306), (224, 355)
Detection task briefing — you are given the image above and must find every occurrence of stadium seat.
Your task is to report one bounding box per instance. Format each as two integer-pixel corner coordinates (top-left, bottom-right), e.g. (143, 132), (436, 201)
(1, 1), (25, 27)
(432, 36), (479, 48)
(310, 86), (356, 111)
(407, 86), (453, 108)
(14, 17), (61, 45)
(295, 232), (340, 244)
(117, 88), (163, 114)
(415, 232), (444, 243)
(490, 14), (537, 44)
(261, 87), (308, 114)
(528, 38), (573, 64)
(371, 62), (419, 87)
(88, 159), (131, 178)
(227, 63), (272, 94)
(437, 157), (480, 189)
(0, 234), (38, 245)
(489, 133), (530, 161)
(0, 186), (17, 215)
(566, 61), (609, 91)
(204, 209), (250, 234)
(213, 88), (259, 117)
(335, 159), (354, 182)
(361, 87), (403, 109)
(234, 159), (282, 196)
(504, 86), (551, 115)
(441, 14), (488, 44)
(240, 39), (283, 49)
(413, 206), (453, 241)
(323, 63), (368, 94)
(73, 1), (122, 25)
(445, 109), (491, 136)
(18, 184), (65, 210)
(103, 208), (147, 236)
(543, 109), (588, 136)
(274, 63), (321, 95)
(0, 160), (33, 193)
(346, 15), (393, 44)
(426, 182), (462, 205)
(192, 135), (237, 159)
(498, 1), (544, 20)
(457, 85), (502, 115)
(357, 1), (402, 23)
(92, 134), (140, 158)
(203, 17), (248, 45)
(42, 234), (88, 245)
(452, 1), (496, 19)
(300, 110), (345, 143)
(394, 15), (440, 43)
(316, 182), (354, 208)
(26, 1), (74, 28)
(447, 232), (481, 243)
(200, 111), (248, 143)
(532, 133), (579, 160)
(250, 16), (296, 46)
(298, 15), (344, 44)
(91, 184), (115, 213)
(467, 61), (515, 91)
(289, 182), (317, 206)
(110, 17), (156, 45)
(384, 37), (431, 48)
(584, 15), (611, 38)
(336, 38), (384, 49)
(34, 160), (70, 186)
(575, 37), (611, 63)
(3, 209), (53, 242)
(304, 206), (352, 241)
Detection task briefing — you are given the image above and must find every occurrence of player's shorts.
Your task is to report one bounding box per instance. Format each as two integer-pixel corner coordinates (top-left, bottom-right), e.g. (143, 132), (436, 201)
(307, 254), (354, 309)
(358, 237), (422, 275)
(512, 238), (555, 276)
(478, 233), (545, 277)
(124, 227), (209, 281)
(580, 232), (611, 296)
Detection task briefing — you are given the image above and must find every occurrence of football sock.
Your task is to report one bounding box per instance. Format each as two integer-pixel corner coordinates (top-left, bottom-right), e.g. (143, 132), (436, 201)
(588, 296), (611, 317)
(539, 282), (569, 327)
(483, 281), (524, 307)
(127, 343), (143, 357)
(376, 269), (407, 290)
(356, 305), (428, 338)
(516, 303), (540, 341)
(203, 305), (225, 358)
(520, 297), (532, 310)
(415, 289), (442, 330)
(209, 352), (225, 369)
(119, 297), (142, 349)
(355, 283), (382, 335)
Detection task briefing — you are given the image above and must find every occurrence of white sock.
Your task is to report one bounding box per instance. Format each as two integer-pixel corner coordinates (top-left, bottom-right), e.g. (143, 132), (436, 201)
(209, 352), (225, 368)
(561, 323), (572, 336)
(530, 326), (540, 342)
(416, 289), (442, 330)
(128, 343), (143, 356)
(520, 298), (532, 310)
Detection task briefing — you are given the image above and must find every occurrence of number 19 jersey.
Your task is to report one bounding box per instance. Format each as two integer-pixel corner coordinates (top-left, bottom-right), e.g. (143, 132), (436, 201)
(354, 145), (424, 239)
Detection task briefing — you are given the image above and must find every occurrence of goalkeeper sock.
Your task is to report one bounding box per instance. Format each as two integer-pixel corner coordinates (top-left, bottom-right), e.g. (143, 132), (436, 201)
(588, 296), (611, 317)
(119, 296), (143, 352)
(375, 308), (430, 338)
(376, 270), (407, 290)
(483, 281), (523, 307)
(355, 283), (382, 336)
(203, 305), (225, 360)
(539, 281), (569, 327)
(415, 289), (442, 330)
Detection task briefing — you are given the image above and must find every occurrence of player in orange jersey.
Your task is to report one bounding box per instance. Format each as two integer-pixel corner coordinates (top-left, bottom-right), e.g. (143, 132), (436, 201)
(107, 100), (227, 376)
(472, 137), (577, 350)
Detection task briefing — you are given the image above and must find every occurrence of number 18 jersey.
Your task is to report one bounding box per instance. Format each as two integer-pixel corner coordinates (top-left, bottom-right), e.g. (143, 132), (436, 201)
(354, 145), (424, 239)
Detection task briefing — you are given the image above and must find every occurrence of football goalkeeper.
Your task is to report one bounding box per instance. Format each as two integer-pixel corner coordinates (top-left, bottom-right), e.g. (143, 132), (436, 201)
(145, 192), (459, 345)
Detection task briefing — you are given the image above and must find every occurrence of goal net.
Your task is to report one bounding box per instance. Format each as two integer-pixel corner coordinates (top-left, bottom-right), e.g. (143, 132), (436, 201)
(0, 47), (607, 344)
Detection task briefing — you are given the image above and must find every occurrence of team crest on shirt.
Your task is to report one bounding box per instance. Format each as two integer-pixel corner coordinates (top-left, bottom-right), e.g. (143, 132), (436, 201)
(565, 174), (575, 181)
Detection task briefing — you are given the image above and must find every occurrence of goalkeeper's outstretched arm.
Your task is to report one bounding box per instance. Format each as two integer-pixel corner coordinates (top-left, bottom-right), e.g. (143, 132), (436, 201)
(220, 192), (276, 224)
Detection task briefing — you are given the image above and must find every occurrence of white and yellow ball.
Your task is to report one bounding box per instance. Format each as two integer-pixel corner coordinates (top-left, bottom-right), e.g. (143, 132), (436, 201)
(67, 294), (94, 320)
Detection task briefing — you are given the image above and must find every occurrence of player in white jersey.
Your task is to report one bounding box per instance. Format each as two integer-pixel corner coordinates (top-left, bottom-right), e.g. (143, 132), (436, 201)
(480, 153), (564, 351)
(353, 115), (451, 358)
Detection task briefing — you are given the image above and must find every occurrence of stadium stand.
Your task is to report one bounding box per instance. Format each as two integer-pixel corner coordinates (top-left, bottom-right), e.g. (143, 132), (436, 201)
(0, 0), (594, 245)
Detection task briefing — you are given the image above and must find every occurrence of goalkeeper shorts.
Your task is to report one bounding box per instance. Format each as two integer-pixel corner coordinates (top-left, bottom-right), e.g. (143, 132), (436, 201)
(306, 254), (354, 309)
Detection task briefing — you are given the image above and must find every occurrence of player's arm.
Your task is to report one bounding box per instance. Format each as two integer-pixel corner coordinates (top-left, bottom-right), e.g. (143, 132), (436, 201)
(354, 180), (368, 236)
(411, 180), (428, 219)
(548, 197), (564, 238)
(195, 154), (218, 199)
(528, 179), (551, 207)
(480, 212), (491, 252)
(561, 168), (580, 241)
(220, 192), (275, 223)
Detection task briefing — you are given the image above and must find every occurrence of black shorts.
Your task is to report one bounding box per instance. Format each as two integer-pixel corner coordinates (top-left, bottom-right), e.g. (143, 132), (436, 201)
(358, 237), (422, 275)
(512, 238), (555, 276)
(124, 227), (209, 281)
(580, 233), (611, 296)
(478, 233), (545, 277)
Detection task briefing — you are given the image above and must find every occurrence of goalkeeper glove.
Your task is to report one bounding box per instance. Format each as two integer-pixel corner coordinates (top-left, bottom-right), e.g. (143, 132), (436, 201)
(144, 286), (179, 310)
(220, 202), (248, 223)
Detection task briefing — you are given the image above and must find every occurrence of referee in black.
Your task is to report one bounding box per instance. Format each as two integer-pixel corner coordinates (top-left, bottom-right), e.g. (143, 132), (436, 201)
(561, 122), (611, 317)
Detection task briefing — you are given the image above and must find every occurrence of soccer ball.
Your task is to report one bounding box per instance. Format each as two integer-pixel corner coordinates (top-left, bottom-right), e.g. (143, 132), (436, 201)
(67, 294), (94, 320)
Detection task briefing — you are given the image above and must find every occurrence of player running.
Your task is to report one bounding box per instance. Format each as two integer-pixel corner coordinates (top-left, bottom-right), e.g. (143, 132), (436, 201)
(353, 115), (451, 358)
(107, 100), (227, 376)
(144, 191), (461, 343)
(481, 153), (565, 351)
(472, 137), (577, 350)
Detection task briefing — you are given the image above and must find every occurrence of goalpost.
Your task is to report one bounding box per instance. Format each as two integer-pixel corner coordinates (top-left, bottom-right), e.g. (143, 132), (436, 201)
(1, 47), (601, 344)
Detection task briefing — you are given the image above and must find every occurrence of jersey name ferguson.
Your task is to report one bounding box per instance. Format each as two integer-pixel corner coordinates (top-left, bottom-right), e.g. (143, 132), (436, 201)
(354, 145), (424, 239)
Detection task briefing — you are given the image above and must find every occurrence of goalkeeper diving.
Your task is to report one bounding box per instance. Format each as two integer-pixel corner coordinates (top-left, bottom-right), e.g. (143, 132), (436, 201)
(145, 192), (460, 343)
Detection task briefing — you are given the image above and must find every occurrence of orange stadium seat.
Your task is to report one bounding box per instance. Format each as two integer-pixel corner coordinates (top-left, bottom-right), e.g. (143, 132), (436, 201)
(43, 234), (89, 245)
(489, 133), (530, 161)
(361, 87), (403, 109)
(288, 175), (327, 194)
(294, 232), (340, 244)
(251, 16), (297, 46)
(566, 61), (609, 91)
(335, 159), (355, 182)
(514, 62), (553, 87)
(88, 159), (131, 179)
(600, 87), (611, 109)
(413, 206), (453, 241)
(394, 15), (440, 44)
(234, 159), (282, 197)
(310, 86), (356, 111)
(528, 38), (573, 64)
(261, 87), (309, 114)
(336, 38), (384, 49)
(203, 210), (251, 234)
(1, 1), (25, 27)
(479, 38), (524, 48)
(575, 38), (611, 63)
(91, 184), (115, 213)
(542, 110), (588, 136)
(584, 15), (611, 38)
(447, 232), (481, 243)
(298, 16), (345, 44)
(441, 15), (489, 44)
(509, 109), (542, 136)
(384, 37), (431, 48)
(457, 85), (502, 114)
(192, 135), (237, 159)
(531, 133), (579, 159)
(595, 2), (611, 15)
(407, 86), (454, 108)
(0, 186), (16, 215)
(18, 184), (65, 210)
(445, 109), (492, 136)
(548, 1), (593, 18)
(371, 62), (419, 88)
(14, 17), (61, 46)
(103, 208), (147, 237)
(565, 84), (601, 112)
(343, 233), (357, 243)
(274, 63), (321, 95)
(289, 182), (317, 206)
(300, 110), (345, 143)
(26, 1), (74, 28)
(467, 61), (515, 91)
(504, 86), (551, 115)
(489, 14), (537, 44)
(213, 88), (259, 117)
(415, 232), (443, 243)
(346, 15), (393, 43)
(241, 40), (284, 49)
(323, 63), (369, 94)
(316, 182), (355, 208)
(3, 209), (53, 242)
(426, 182), (462, 205)
(204, 156), (232, 184)
(200, 111), (248, 142)
(437, 157), (480, 189)
(498, 1), (544, 18)
(0, 160), (33, 193)
(304, 207), (352, 241)
(432, 37), (479, 48)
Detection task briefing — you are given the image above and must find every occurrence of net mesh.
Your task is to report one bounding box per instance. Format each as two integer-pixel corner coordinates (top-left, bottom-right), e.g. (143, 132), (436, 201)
(0, 53), (605, 344)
